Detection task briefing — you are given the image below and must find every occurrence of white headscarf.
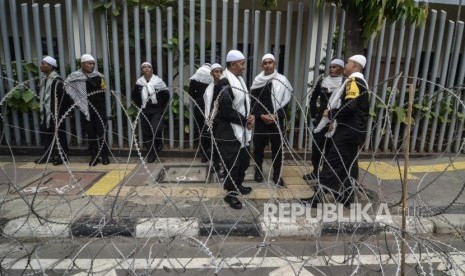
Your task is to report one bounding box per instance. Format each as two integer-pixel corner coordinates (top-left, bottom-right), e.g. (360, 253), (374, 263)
(189, 64), (213, 84)
(250, 70), (293, 112)
(136, 74), (167, 108)
(321, 75), (343, 94)
(222, 69), (252, 148)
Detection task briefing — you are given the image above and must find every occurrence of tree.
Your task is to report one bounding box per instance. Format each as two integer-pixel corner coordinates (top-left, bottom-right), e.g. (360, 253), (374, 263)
(321, 0), (428, 57)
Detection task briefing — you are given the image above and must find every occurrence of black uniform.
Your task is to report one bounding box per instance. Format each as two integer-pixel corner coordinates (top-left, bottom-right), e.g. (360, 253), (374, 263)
(132, 84), (170, 158)
(189, 79), (210, 160)
(309, 78), (334, 177)
(251, 82), (287, 181)
(318, 76), (369, 205)
(82, 75), (109, 162)
(38, 74), (71, 164)
(214, 78), (250, 194)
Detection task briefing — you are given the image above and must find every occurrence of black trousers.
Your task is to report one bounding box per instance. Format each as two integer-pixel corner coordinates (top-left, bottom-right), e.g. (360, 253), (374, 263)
(219, 143), (250, 194)
(194, 111), (209, 160)
(41, 120), (69, 160)
(253, 122), (284, 179)
(318, 138), (359, 203)
(204, 124), (221, 170)
(141, 110), (164, 156)
(311, 127), (330, 176)
(83, 107), (108, 158)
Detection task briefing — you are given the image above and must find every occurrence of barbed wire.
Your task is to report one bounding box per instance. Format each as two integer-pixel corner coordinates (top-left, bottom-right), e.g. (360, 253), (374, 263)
(0, 72), (465, 275)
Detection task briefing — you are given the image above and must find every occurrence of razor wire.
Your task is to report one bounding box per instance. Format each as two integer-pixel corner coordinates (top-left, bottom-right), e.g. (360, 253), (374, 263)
(0, 72), (465, 275)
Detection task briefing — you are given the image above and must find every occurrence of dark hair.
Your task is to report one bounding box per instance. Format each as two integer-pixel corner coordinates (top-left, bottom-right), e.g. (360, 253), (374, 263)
(226, 61), (233, 68)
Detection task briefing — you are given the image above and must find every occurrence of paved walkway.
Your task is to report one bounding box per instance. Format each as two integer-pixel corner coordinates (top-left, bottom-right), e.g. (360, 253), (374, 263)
(0, 154), (465, 238)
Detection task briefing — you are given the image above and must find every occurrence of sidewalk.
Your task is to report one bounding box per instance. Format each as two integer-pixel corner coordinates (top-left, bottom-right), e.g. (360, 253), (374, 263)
(0, 153), (464, 239)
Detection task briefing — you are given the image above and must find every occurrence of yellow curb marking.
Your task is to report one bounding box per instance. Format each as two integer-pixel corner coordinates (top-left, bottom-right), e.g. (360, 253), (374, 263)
(85, 170), (131, 196)
(407, 161), (465, 173)
(359, 162), (417, 180)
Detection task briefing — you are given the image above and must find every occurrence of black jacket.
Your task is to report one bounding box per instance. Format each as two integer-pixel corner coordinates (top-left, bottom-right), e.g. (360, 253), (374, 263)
(214, 78), (248, 148)
(310, 78), (333, 124)
(86, 75), (107, 110)
(131, 84), (170, 113)
(189, 79), (210, 112)
(250, 82), (287, 123)
(328, 77), (369, 146)
(42, 75), (72, 125)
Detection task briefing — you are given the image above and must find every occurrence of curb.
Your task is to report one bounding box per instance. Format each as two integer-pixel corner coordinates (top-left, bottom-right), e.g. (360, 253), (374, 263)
(1, 214), (464, 239)
(199, 219), (260, 236)
(0, 146), (439, 159)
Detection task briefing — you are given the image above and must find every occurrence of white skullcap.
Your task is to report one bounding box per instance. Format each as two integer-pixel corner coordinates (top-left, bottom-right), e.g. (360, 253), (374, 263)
(211, 63), (222, 70)
(80, 54), (95, 63)
(43, 56), (57, 67)
(141, 62), (152, 68)
(330, 58), (344, 68)
(348, 54), (366, 69)
(262, 53), (275, 62)
(226, 50), (245, 62)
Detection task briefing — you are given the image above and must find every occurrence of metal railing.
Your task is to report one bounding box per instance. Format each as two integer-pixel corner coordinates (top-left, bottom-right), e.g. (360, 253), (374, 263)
(0, 0), (465, 154)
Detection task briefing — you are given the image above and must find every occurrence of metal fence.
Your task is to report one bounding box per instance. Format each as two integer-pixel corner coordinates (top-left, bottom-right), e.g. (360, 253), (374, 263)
(1, 0), (465, 154)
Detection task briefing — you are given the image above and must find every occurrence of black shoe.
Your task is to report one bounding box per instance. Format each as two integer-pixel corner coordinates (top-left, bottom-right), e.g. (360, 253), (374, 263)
(273, 177), (285, 187)
(101, 155), (110, 165)
(224, 195), (242, 209)
(300, 196), (321, 208)
(238, 186), (252, 195)
(53, 158), (64, 166)
(303, 173), (317, 181)
(254, 168), (263, 182)
(147, 154), (156, 163)
(89, 157), (100, 166)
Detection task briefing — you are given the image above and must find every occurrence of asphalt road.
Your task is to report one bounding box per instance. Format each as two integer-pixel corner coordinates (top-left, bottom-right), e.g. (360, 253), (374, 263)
(1, 234), (464, 275)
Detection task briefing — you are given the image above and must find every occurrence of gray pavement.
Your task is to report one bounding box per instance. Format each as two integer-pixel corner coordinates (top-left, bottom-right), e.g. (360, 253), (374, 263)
(0, 153), (465, 238)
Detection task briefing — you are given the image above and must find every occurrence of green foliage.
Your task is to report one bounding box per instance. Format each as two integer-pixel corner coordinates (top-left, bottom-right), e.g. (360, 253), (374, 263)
(320, 0), (428, 38)
(1, 61), (40, 113)
(5, 86), (40, 113)
(260, 0), (278, 9)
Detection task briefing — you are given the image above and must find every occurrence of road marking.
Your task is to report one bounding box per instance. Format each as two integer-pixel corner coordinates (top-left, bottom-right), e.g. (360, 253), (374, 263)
(85, 170), (130, 196)
(407, 161), (465, 173)
(360, 161), (465, 180)
(359, 162), (418, 180)
(3, 253), (465, 270)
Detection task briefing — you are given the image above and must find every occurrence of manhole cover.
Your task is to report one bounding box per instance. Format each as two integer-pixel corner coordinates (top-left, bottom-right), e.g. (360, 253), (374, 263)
(21, 171), (104, 195)
(156, 165), (208, 183)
